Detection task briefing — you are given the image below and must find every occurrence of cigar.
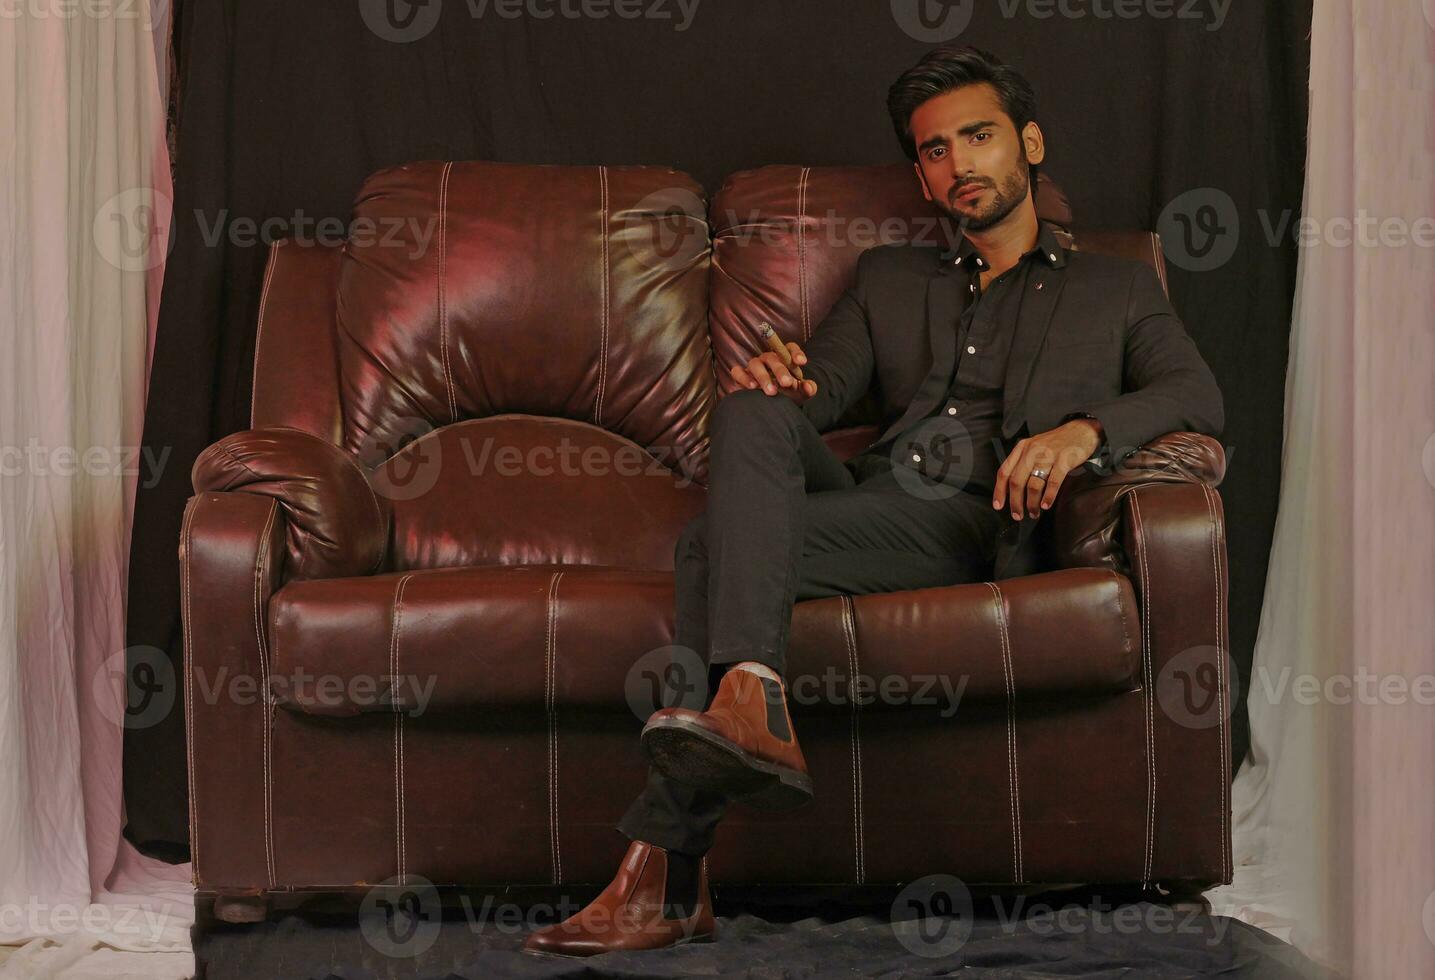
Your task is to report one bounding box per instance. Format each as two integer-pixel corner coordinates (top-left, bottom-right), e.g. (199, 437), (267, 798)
(756, 321), (805, 382)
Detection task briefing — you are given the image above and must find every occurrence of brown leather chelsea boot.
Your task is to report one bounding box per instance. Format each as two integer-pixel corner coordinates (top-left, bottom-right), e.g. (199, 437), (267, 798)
(521, 839), (715, 957)
(640, 661), (813, 810)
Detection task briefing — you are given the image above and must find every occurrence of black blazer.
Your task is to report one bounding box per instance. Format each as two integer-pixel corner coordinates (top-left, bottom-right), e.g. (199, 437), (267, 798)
(797, 224), (1225, 581)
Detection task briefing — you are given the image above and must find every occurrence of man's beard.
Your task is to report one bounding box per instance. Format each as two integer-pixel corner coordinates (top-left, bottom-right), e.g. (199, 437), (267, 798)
(937, 157), (1031, 232)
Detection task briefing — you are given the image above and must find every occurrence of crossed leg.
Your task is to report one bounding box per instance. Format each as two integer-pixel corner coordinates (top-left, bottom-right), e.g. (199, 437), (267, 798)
(618, 387), (1003, 855)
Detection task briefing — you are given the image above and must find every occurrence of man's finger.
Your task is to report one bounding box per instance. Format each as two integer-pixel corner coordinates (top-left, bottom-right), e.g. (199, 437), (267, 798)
(993, 440), (1026, 510)
(1025, 471), (1045, 520)
(762, 352), (797, 388)
(1009, 461), (1032, 519)
(730, 363), (757, 389)
(1039, 459), (1073, 510)
(1010, 444), (1056, 522)
(784, 378), (818, 402)
(747, 358), (776, 393)
(1027, 447), (1061, 516)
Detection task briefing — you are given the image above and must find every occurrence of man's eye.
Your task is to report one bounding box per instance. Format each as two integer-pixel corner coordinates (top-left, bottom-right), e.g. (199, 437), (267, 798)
(928, 147), (946, 160)
(973, 132), (990, 143)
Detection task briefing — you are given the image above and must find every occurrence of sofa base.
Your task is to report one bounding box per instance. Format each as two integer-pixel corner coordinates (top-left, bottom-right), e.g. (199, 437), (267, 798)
(196, 876), (1214, 930)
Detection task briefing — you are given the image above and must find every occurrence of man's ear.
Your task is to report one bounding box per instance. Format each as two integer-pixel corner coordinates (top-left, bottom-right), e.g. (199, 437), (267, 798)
(913, 162), (934, 202)
(1022, 121), (1046, 168)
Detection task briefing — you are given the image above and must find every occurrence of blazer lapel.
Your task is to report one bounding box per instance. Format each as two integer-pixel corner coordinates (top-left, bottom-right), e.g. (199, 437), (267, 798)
(1000, 264), (1065, 441)
(874, 263), (965, 448)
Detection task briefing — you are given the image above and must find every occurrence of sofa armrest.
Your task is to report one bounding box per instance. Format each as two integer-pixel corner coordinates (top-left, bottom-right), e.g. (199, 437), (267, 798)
(178, 490), (286, 889)
(192, 426), (390, 581)
(1050, 431), (1225, 574)
(1119, 480), (1234, 887)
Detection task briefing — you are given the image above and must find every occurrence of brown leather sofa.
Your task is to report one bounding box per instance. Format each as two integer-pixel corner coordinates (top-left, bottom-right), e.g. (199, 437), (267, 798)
(179, 160), (1232, 922)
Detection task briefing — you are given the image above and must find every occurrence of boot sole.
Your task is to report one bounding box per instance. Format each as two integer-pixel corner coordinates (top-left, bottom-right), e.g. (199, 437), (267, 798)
(521, 930), (715, 957)
(641, 717), (814, 811)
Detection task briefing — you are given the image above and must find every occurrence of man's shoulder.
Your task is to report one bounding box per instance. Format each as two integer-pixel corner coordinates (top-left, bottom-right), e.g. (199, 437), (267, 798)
(852, 240), (946, 279)
(1062, 247), (1162, 285)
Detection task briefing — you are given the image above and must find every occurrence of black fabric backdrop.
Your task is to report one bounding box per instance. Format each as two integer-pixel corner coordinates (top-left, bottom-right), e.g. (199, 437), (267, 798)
(126, 0), (1312, 857)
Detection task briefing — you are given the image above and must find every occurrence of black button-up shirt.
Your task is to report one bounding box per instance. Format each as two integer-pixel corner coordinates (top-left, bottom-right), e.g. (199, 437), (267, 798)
(888, 221), (1068, 495)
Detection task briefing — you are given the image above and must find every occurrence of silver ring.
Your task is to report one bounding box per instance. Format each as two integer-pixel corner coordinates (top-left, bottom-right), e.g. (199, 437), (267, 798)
(1032, 468), (1049, 480)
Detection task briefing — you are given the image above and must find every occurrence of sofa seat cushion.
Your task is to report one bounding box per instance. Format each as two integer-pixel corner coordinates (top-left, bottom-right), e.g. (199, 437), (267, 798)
(266, 564), (1141, 717)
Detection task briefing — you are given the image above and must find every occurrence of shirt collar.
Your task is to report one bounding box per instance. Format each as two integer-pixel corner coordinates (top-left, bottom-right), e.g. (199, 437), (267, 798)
(940, 219), (1067, 270)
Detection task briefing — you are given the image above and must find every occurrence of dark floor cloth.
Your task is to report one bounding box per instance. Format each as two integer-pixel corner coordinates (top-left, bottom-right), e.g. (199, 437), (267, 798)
(193, 887), (1337, 980)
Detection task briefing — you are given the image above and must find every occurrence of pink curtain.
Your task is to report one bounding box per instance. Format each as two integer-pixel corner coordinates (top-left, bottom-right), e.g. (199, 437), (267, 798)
(0, 1), (190, 975)
(1206, 2), (1435, 976)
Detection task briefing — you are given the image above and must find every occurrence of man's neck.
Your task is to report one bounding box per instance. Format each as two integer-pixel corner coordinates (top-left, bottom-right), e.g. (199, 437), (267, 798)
(965, 202), (1040, 280)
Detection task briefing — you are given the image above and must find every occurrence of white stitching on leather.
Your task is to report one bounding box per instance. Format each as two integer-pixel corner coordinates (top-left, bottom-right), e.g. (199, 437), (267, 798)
(1150, 234), (1169, 295)
(253, 500), (279, 888)
(438, 162), (457, 424)
(180, 498), (200, 880)
(840, 596), (865, 884)
(797, 167), (811, 343)
(595, 167), (610, 427)
(1200, 484), (1230, 881)
(1128, 493), (1156, 887)
(985, 582), (1024, 883)
(391, 573), (413, 879)
(250, 242), (282, 429)
(546, 570), (565, 884)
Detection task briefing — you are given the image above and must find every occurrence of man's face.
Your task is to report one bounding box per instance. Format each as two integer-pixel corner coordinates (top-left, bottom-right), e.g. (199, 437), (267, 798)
(908, 82), (1043, 231)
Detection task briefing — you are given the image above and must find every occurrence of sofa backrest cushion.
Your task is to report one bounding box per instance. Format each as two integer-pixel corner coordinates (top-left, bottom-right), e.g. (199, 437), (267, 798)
(335, 160), (717, 483)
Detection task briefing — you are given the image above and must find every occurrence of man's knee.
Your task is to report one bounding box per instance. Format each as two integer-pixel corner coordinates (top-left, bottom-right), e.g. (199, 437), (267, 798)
(711, 387), (801, 441)
(674, 511), (707, 565)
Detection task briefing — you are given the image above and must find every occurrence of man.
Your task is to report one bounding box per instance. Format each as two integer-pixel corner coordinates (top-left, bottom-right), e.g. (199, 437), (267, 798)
(522, 44), (1223, 957)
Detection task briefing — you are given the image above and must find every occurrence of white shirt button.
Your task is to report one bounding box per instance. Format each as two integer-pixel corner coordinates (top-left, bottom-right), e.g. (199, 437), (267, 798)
(1049, 253), (1057, 262)
(912, 453), (922, 462)
(969, 283), (976, 292)
(967, 345), (976, 354)
(947, 406), (957, 415)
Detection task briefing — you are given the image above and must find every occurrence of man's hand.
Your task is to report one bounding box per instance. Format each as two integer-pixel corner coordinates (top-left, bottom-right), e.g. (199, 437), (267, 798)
(730, 342), (819, 403)
(992, 418), (1103, 520)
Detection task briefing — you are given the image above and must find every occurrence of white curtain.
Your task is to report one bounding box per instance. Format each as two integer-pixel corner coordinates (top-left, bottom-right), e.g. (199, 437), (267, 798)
(1205, 2), (1435, 976)
(0, 1), (193, 977)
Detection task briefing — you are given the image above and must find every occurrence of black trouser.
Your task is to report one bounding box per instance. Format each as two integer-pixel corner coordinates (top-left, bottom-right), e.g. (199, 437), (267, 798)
(617, 387), (1005, 856)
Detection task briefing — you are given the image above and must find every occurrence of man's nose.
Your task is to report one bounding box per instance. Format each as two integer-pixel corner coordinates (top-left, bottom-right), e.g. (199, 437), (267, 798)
(947, 160), (977, 186)
(944, 152), (976, 183)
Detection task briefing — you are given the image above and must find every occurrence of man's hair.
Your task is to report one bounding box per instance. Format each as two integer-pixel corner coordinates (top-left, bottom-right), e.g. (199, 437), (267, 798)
(887, 45), (1039, 186)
